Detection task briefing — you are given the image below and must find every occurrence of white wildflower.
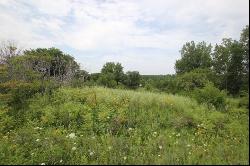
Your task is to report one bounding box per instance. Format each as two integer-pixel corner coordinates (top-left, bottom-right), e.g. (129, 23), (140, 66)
(187, 144), (191, 147)
(36, 139), (40, 142)
(159, 145), (163, 150)
(89, 151), (94, 156)
(153, 132), (157, 137)
(123, 156), (127, 160)
(68, 133), (76, 139)
(41, 163), (45, 165)
(158, 154), (161, 157)
(60, 160), (63, 163)
(108, 146), (112, 150)
(72, 147), (77, 151)
(34, 127), (43, 130)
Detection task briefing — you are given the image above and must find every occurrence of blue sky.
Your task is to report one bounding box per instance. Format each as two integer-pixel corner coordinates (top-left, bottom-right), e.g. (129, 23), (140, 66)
(0, 0), (249, 74)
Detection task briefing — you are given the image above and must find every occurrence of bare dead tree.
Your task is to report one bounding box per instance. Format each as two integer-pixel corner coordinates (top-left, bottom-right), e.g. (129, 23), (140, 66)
(0, 40), (23, 64)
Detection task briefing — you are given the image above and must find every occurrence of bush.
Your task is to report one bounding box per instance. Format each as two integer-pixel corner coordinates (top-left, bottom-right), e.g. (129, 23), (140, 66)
(97, 73), (117, 88)
(176, 68), (214, 92)
(193, 83), (227, 110)
(239, 95), (249, 109)
(0, 104), (15, 133)
(124, 71), (141, 89)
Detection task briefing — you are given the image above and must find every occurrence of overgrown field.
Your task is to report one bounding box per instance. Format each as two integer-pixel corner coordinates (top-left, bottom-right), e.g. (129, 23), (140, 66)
(0, 87), (249, 165)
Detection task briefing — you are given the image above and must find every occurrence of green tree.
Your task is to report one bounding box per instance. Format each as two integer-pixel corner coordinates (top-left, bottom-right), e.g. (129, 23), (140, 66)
(227, 42), (245, 95)
(212, 39), (245, 95)
(175, 41), (212, 74)
(22, 48), (80, 84)
(240, 25), (249, 91)
(98, 73), (116, 88)
(176, 68), (214, 92)
(124, 71), (141, 89)
(100, 62), (125, 87)
(212, 39), (232, 89)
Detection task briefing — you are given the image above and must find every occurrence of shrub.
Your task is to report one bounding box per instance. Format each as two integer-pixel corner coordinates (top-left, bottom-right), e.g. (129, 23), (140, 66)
(8, 81), (43, 108)
(176, 68), (214, 92)
(238, 91), (249, 109)
(98, 73), (117, 88)
(0, 105), (15, 133)
(193, 83), (227, 110)
(124, 71), (141, 89)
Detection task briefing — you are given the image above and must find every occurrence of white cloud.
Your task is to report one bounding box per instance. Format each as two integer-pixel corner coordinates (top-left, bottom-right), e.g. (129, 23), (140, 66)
(0, 0), (249, 74)
(25, 0), (73, 16)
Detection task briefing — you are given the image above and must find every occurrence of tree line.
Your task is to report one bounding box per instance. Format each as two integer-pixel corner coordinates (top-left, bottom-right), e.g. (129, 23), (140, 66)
(0, 25), (249, 109)
(142, 25), (249, 97)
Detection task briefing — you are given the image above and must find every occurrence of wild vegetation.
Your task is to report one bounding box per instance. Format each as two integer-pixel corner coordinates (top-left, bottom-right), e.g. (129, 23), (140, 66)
(0, 25), (249, 165)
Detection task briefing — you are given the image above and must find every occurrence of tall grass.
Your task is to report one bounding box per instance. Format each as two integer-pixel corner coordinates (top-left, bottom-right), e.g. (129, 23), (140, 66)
(0, 87), (248, 164)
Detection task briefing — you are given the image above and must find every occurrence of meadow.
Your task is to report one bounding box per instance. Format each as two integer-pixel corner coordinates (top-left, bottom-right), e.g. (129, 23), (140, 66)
(0, 87), (248, 165)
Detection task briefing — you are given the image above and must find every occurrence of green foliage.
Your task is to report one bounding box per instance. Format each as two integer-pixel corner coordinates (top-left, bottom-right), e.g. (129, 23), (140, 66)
(213, 39), (246, 95)
(0, 87), (248, 165)
(238, 91), (249, 109)
(0, 64), (8, 83)
(0, 25), (249, 165)
(240, 25), (249, 78)
(193, 83), (227, 110)
(175, 41), (212, 74)
(70, 70), (89, 88)
(141, 75), (178, 93)
(0, 104), (15, 133)
(98, 73), (117, 88)
(176, 68), (214, 92)
(100, 62), (125, 87)
(0, 79), (58, 109)
(124, 71), (141, 89)
(24, 48), (80, 83)
(7, 81), (43, 109)
(7, 55), (42, 81)
(144, 79), (155, 91)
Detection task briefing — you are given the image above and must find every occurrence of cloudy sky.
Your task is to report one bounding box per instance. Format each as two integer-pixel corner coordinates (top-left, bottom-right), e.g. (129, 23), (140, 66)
(0, 0), (249, 74)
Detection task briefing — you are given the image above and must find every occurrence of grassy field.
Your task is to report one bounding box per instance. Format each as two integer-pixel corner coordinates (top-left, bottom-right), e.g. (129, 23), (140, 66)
(0, 87), (249, 165)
